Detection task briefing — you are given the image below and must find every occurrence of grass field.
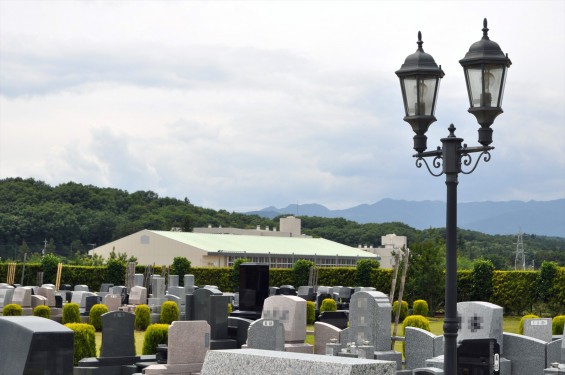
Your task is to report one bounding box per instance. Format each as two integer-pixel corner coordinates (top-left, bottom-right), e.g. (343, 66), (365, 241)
(94, 316), (523, 355)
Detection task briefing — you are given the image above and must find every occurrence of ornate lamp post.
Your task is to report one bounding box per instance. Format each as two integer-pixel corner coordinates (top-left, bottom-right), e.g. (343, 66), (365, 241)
(395, 19), (511, 374)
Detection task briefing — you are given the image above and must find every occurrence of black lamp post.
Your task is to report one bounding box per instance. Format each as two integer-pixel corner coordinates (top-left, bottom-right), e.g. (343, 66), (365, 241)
(395, 19), (511, 374)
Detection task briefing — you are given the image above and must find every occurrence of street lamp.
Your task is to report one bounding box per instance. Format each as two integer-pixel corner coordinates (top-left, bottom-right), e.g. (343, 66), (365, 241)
(395, 19), (511, 374)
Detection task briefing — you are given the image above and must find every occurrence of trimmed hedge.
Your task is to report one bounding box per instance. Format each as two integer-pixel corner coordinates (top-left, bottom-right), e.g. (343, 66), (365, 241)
(33, 305), (51, 319)
(135, 304), (151, 331)
(2, 303), (23, 316)
(269, 268), (294, 288)
(62, 303), (81, 324)
(457, 270), (473, 302)
(319, 267), (356, 287)
(89, 304), (109, 331)
(392, 300), (409, 322)
(492, 271), (538, 315)
(142, 324), (169, 355)
(320, 298), (337, 313)
(160, 301), (180, 324)
(65, 323), (96, 365)
(552, 315), (565, 335)
(518, 314), (539, 334)
(412, 300), (429, 317)
(306, 301), (316, 324)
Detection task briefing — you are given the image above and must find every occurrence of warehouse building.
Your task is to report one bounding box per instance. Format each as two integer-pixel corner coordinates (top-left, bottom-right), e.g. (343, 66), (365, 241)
(89, 216), (379, 268)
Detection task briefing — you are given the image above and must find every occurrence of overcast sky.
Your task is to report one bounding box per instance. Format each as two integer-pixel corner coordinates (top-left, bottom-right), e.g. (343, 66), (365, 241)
(1, 1), (564, 212)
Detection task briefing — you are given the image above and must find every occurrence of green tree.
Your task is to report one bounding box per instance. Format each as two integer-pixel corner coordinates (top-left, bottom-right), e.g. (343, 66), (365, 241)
(106, 249), (126, 285)
(170, 257), (192, 286)
(355, 258), (380, 287)
(41, 253), (61, 284)
(231, 258), (250, 292)
(406, 231), (445, 314)
(292, 259), (314, 287)
(181, 215), (194, 232)
(471, 259), (495, 301)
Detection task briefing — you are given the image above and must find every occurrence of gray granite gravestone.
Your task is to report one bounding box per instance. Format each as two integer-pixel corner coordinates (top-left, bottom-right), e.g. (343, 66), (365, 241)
(314, 321), (341, 355)
(168, 275), (179, 288)
(100, 311), (136, 357)
(37, 286), (56, 307)
(74, 284), (89, 292)
(200, 349), (396, 375)
(457, 301), (504, 353)
(404, 326), (444, 370)
(0, 287), (14, 308)
(151, 277), (166, 298)
(246, 318), (285, 351)
(524, 318), (553, 343)
(100, 283), (114, 293)
(262, 295), (312, 353)
(184, 274), (195, 293)
(0, 316), (74, 375)
(297, 286), (314, 301)
(133, 274), (144, 287)
(129, 286), (147, 305)
(504, 332), (548, 375)
(12, 287), (32, 307)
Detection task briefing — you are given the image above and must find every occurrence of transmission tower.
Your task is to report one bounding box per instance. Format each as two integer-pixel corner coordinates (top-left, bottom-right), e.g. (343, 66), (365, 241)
(514, 231), (525, 270)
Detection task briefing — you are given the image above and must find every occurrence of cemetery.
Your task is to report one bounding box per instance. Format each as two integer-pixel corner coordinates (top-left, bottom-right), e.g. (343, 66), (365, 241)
(1, 260), (564, 375)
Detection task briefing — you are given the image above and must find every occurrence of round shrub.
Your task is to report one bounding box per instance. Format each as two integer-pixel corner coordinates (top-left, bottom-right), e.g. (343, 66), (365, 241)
(62, 303), (81, 324)
(160, 301), (180, 324)
(392, 300), (409, 321)
(142, 323), (169, 355)
(306, 301), (316, 325)
(320, 298), (337, 313)
(401, 315), (431, 355)
(65, 323), (96, 365)
(552, 315), (565, 335)
(412, 300), (429, 317)
(89, 304), (108, 331)
(135, 304), (151, 331)
(518, 314), (539, 334)
(228, 303), (232, 315)
(2, 303), (23, 316)
(33, 305), (51, 319)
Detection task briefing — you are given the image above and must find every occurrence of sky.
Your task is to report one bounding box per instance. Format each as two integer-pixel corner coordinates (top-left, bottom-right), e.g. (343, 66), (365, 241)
(1, 1), (564, 212)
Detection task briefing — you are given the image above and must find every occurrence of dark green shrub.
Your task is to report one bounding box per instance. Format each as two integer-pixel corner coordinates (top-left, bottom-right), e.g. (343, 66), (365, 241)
(142, 324), (169, 355)
(306, 301), (316, 325)
(62, 303), (81, 324)
(65, 323), (96, 365)
(401, 314), (431, 354)
(231, 258), (249, 292)
(412, 299), (429, 317)
(355, 259), (380, 287)
(41, 253), (61, 284)
(89, 304), (108, 331)
(135, 304), (151, 331)
(160, 301), (180, 324)
(491, 271), (538, 315)
(2, 303), (23, 316)
(320, 298), (337, 313)
(552, 315), (565, 335)
(293, 259), (314, 287)
(392, 300), (409, 321)
(33, 305), (51, 319)
(472, 259), (495, 301)
(105, 257), (126, 286)
(518, 314), (539, 334)
(170, 257), (192, 286)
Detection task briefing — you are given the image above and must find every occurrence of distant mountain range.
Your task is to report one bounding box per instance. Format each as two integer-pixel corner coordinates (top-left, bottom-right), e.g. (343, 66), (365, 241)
(246, 199), (565, 237)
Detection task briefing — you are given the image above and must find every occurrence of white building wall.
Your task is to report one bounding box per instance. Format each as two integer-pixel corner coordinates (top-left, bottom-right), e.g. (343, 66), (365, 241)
(89, 229), (208, 266)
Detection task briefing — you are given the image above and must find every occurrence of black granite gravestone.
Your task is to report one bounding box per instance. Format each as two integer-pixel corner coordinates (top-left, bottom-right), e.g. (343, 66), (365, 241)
(279, 285), (297, 296)
(100, 311), (136, 357)
(319, 311), (349, 329)
(0, 316), (74, 374)
(457, 338), (500, 375)
(83, 295), (102, 316)
(231, 263), (269, 320)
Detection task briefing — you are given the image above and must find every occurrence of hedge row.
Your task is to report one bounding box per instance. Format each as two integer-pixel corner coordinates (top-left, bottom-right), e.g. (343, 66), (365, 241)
(1, 263), (563, 314)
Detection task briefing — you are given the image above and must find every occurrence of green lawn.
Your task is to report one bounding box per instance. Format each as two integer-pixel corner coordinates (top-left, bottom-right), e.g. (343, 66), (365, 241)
(95, 317), (523, 355)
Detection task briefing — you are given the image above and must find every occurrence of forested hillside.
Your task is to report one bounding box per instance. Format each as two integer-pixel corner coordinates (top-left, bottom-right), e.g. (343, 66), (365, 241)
(1, 178), (563, 268)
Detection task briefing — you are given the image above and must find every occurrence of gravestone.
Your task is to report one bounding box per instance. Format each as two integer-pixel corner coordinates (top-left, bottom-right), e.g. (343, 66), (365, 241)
(79, 292), (97, 309)
(504, 332), (549, 375)
(457, 338), (500, 374)
(404, 327), (444, 370)
(100, 311), (136, 357)
(524, 318), (552, 343)
(262, 295), (312, 353)
(200, 349), (396, 375)
(100, 283), (114, 293)
(104, 293), (122, 311)
(144, 320), (211, 375)
(231, 263), (269, 320)
(184, 274), (195, 293)
(297, 286), (314, 301)
(246, 318), (285, 351)
(0, 316), (74, 374)
(37, 286), (56, 307)
(227, 316), (253, 348)
(458, 301), (504, 353)
(0, 287), (15, 308)
(314, 321), (341, 355)
(12, 287), (32, 307)
(319, 311), (349, 330)
(74, 285), (89, 292)
(133, 274), (144, 287)
(279, 285), (297, 296)
(151, 277), (166, 298)
(31, 294), (47, 308)
(129, 286), (147, 305)
(83, 295), (101, 316)
(168, 275), (179, 288)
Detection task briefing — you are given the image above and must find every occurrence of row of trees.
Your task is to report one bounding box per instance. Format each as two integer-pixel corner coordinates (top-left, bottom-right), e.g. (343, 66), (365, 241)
(1, 178), (564, 268)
